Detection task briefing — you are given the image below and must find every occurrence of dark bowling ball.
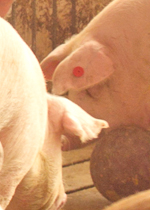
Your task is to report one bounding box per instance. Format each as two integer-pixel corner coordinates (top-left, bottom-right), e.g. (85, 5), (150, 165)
(90, 126), (150, 202)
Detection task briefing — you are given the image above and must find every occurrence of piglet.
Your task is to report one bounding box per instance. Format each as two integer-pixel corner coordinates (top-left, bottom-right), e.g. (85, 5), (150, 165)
(0, 17), (108, 210)
(41, 0), (150, 208)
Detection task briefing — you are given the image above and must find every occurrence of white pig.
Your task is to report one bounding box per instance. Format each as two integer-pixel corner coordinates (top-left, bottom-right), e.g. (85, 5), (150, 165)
(0, 17), (108, 210)
(41, 0), (150, 130)
(41, 0), (150, 209)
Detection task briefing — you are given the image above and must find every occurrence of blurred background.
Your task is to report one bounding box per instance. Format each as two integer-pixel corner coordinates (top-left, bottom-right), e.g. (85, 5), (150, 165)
(5, 0), (112, 62)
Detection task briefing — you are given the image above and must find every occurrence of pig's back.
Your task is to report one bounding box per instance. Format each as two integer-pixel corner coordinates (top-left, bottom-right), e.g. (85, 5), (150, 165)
(0, 17), (47, 149)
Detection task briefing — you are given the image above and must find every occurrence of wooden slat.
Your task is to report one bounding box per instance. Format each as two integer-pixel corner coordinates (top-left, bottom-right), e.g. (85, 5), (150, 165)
(62, 142), (96, 166)
(63, 161), (93, 193)
(63, 187), (111, 210)
(5, 0), (113, 61)
(62, 141), (111, 209)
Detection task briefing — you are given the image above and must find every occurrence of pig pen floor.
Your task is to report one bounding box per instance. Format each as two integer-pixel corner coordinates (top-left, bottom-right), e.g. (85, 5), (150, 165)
(62, 142), (111, 210)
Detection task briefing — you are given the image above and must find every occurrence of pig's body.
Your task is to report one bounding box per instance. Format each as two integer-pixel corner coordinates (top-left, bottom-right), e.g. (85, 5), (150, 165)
(0, 17), (108, 210)
(40, 0), (150, 209)
(41, 0), (150, 130)
(0, 16), (48, 209)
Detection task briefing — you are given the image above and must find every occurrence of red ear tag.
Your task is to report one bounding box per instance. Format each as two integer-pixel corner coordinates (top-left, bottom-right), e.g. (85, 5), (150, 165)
(73, 66), (84, 77)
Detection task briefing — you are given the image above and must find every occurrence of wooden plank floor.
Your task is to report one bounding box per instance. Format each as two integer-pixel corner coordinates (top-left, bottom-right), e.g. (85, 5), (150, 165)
(62, 142), (111, 210)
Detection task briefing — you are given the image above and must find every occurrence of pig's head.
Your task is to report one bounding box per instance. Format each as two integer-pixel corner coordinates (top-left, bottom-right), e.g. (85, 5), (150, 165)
(41, 40), (114, 95)
(6, 94), (108, 210)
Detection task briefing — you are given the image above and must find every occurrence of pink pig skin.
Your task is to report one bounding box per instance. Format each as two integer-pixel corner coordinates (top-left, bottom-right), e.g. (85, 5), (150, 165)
(0, 17), (108, 210)
(103, 189), (150, 210)
(41, 0), (150, 130)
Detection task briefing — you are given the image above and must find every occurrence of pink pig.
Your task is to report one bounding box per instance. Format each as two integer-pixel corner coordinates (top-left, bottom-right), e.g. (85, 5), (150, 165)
(41, 0), (150, 130)
(0, 14), (109, 210)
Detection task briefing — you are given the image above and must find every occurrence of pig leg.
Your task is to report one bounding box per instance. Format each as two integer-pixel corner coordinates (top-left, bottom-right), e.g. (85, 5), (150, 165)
(5, 93), (108, 210)
(5, 152), (62, 210)
(0, 122), (46, 209)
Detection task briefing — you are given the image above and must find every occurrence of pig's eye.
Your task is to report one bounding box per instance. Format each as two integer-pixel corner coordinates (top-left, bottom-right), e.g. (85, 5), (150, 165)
(73, 66), (84, 77)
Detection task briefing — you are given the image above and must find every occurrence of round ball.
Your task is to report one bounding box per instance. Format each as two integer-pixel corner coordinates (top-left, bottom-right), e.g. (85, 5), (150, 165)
(90, 126), (150, 202)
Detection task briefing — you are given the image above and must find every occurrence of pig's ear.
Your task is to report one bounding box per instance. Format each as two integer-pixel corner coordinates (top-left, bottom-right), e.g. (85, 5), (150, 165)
(40, 43), (70, 81)
(52, 40), (115, 95)
(59, 97), (109, 143)
(47, 94), (108, 143)
(62, 108), (108, 143)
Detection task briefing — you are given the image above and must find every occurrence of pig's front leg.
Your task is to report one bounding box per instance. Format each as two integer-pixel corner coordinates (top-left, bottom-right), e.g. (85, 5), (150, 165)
(5, 94), (108, 210)
(0, 116), (46, 209)
(5, 151), (63, 210)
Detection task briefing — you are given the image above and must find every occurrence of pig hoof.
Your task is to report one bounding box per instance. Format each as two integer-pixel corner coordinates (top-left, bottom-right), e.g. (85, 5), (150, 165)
(90, 126), (150, 202)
